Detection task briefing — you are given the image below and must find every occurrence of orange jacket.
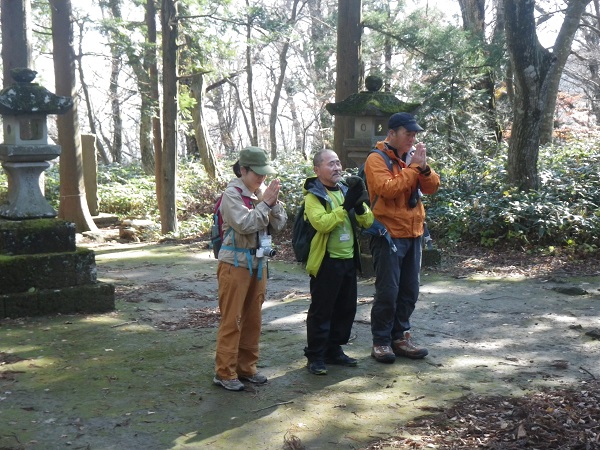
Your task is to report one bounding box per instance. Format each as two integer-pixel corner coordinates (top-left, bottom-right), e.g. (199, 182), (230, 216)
(364, 141), (440, 238)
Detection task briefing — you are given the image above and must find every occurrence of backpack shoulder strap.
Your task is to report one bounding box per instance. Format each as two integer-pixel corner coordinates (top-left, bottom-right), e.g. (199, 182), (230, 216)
(220, 186), (260, 277)
(236, 186), (254, 209)
(367, 148), (396, 210)
(369, 148), (395, 172)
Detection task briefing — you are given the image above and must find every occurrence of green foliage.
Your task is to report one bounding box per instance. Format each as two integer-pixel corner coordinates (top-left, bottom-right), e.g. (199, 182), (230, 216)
(95, 164), (158, 218)
(44, 165), (61, 210)
(269, 154), (314, 217)
(362, 3), (507, 158)
(427, 141), (600, 254)
(1, 141), (597, 255)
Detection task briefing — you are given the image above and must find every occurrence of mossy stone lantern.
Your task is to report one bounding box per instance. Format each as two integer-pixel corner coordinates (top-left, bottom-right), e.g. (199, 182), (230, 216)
(0, 68), (73, 219)
(325, 75), (420, 167)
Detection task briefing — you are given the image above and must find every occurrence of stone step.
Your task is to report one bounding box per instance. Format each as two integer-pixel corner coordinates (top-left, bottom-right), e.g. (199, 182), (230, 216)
(0, 218), (76, 255)
(1, 282), (115, 318)
(0, 249), (97, 294)
(92, 212), (120, 228)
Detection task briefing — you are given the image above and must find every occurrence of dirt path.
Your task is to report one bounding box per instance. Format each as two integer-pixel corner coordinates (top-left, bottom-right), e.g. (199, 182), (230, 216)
(1, 240), (599, 449)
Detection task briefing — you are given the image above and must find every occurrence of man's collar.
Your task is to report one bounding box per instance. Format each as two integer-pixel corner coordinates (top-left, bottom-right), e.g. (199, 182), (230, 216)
(384, 141), (401, 158)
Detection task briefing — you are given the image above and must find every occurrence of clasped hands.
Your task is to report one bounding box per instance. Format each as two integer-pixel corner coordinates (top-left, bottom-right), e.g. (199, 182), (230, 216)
(409, 142), (427, 170)
(263, 179), (281, 207)
(343, 176), (369, 214)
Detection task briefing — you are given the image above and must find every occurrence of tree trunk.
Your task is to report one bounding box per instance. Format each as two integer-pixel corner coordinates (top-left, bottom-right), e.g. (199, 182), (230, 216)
(458, 0), (502, 142)
(107, 0), (123, 164)
(504, 0), (549, 191)
(147, 0), (162, 183)
(208, 83), (236, 154)
(287, 86), (304, 156)
(50, 0), (98, 232)
(190, 73), (220, 179)
(458, 0), (485, 33)
(268, 0), (301, 160)
(160, 0), (178, 233)
(587, 0), (600, 123)
(245, 0), (258, 146)
(75, 20), (110, 165)
(142, 0), (159, 175)
(334, 0), (362, 168)
(1, 0), (31, 87)
(539, 0), (592, 144)
(153, 116), (163, 210)
(504, 0), (590, 190)
(307, 0), (334, 151)
(383, 5), (392, 92)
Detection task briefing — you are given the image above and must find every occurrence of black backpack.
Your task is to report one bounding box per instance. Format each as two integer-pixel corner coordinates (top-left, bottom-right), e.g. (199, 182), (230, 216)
(291, 202), (315, 263)
(291, 196), (327, 263)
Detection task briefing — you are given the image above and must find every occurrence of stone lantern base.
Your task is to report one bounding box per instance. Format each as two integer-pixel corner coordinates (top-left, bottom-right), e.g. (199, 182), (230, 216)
(0, 219), (115, 318)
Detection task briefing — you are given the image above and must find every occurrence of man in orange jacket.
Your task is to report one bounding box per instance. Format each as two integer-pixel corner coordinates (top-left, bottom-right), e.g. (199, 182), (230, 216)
(364, 113), (441, 363)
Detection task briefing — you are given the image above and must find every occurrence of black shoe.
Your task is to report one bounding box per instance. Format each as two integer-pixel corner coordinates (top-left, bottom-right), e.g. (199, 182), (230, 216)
(307, 360), (328, 375)
(324, 353), (358, 367)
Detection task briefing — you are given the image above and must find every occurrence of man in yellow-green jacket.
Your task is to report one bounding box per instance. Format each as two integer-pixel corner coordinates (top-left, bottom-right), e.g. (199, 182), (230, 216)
(302, 149), (374, 375)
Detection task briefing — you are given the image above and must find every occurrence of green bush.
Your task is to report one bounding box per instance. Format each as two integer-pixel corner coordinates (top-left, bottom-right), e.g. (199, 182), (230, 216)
(0, 142), (597, 256)
(97, 164), (158, 218)
(427, 141), (600, 253)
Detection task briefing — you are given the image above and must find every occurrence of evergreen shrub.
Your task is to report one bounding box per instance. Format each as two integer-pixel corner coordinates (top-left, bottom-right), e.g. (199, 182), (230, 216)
(426, 141), (600, 253)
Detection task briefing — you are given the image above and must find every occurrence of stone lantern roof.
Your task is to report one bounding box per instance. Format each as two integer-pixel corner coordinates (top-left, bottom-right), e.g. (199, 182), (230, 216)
(0, 68), (73, 116)
(325, 75), (419, 117)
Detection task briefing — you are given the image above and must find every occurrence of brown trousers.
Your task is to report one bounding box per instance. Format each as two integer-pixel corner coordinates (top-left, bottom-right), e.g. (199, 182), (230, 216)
(215, 261), (267, 380)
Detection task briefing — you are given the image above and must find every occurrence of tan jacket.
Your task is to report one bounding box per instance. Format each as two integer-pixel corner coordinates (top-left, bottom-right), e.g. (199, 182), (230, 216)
(364, 141), (440, 238)
(218, 177), (287, 270)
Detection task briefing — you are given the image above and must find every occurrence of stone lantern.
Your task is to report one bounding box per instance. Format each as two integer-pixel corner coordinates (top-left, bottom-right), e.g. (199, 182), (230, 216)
(0, 68), (73, 219)
(326, 75), (440, 271)
(0, 68), (114, 318)
(325, 74), (420, 168)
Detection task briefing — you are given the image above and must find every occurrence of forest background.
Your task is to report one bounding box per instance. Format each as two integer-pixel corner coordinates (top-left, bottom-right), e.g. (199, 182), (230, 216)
(0, 0), (599, 260)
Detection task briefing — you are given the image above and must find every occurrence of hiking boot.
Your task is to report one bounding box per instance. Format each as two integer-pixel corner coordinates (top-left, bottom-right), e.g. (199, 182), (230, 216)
(325, 352), (358, 367)
(307, 360), (328, 375)
(371, 345), (396, 363)
(392, 331), (428, 359)
(239, 372), (268, 384)
(213, 376), (245, 391)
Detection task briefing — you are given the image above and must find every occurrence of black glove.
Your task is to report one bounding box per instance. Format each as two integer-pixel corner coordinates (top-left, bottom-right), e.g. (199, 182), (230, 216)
(342, 181), (365, 211)
(345, 175), (366, 191)
(354, 191), (369, 215)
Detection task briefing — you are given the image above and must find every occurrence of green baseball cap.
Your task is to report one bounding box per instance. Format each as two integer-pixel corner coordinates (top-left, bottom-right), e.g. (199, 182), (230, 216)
(238, 146), (276, 175)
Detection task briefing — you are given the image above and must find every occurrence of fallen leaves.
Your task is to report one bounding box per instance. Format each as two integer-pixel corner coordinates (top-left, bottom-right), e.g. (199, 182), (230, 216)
(362, 380), (600, 449)
(158, 307), (220, 330)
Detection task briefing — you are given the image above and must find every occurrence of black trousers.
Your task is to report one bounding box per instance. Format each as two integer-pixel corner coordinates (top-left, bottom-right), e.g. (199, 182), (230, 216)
(304, 254), (357, 362)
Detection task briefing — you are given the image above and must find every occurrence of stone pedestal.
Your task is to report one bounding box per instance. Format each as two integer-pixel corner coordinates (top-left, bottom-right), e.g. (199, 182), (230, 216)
(0, 219), (115, 318)
(0, 143), (61, 219)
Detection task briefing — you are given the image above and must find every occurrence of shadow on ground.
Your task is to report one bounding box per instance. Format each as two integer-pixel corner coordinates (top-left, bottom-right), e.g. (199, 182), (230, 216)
(1, 240), (599, 449)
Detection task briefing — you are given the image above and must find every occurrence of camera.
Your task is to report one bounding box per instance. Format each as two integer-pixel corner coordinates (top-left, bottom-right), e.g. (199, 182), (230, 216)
(256, 235), (276, 258)
(408, 188), (422, 208)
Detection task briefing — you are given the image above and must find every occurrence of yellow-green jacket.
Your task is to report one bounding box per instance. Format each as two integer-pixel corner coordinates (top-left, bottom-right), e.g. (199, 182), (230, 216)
(303, 177), (374, 277)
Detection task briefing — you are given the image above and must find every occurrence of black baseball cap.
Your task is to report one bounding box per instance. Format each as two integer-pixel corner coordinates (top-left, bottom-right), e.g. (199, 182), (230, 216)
(388, 112), (424, 132)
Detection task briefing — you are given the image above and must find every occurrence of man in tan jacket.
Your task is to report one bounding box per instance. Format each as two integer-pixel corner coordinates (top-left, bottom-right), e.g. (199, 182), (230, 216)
(364, 113), (440, 364)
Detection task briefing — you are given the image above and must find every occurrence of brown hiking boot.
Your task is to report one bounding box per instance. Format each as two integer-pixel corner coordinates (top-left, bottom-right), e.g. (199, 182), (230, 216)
(371, 345), (396, 363)
(392, 331), (428, 359)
